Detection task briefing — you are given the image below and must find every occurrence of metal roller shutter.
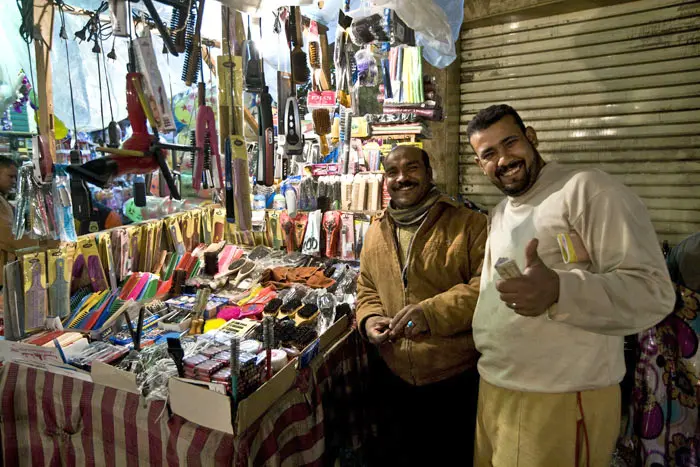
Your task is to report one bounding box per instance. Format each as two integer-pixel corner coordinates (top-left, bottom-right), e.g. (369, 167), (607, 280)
(459, 0), (700, 245)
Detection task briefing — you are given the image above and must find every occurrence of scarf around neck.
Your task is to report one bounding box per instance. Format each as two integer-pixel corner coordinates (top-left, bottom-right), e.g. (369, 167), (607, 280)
(386, 186), (442, 227)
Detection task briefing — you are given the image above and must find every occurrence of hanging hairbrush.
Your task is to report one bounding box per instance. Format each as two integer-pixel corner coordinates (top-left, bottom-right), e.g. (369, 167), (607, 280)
(311, 108), (331, 156)
(289, 6), (309, 85)
(182, 0), (205, 86)
(169, 1), (188, 54)
(308, 42), (329, 91)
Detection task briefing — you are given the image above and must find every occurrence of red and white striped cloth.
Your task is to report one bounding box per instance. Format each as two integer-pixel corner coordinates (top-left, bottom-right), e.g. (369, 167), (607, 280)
(1, 330), (369, 466)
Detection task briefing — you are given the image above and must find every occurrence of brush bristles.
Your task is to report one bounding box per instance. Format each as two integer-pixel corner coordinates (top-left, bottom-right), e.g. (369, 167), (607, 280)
(312, 109), (331, 135)
(292, 51), (310, 84)
(230, 335), (241, 374)
(182, 45), (201, 86)
(308, 42), (321, 69)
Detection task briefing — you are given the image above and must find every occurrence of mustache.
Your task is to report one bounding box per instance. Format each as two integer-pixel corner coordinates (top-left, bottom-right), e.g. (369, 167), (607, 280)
(495, 160), (523, 178)
(392, 181), (418, 189)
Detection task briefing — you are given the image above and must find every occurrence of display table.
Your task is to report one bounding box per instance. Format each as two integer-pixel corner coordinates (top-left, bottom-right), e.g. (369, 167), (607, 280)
(0, 329), (371, 466)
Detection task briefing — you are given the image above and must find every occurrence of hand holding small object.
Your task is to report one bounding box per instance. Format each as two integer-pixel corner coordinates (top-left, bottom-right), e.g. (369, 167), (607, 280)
(496, 239), (560, 317)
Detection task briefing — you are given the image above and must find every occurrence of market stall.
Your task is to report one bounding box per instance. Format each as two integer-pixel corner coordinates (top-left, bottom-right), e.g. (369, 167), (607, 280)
(0, 0), (460, 464)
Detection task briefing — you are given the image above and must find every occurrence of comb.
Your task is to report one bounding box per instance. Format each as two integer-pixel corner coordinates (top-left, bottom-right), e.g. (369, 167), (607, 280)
(26, 262), (48, 331)
(74, 291), (113, 329)
(49, 258), (71, 319)
(93, 297), (126, 330)
(339, 108), (353, 174)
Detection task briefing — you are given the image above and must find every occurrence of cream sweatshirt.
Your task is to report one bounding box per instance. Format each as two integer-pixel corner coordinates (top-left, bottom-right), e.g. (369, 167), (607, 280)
(473, 162), (675, 393)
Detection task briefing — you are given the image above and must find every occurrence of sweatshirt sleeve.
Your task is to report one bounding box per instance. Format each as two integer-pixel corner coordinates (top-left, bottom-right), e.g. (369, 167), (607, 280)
(550, 176), (676, 336)
(420, 212), (487, 337)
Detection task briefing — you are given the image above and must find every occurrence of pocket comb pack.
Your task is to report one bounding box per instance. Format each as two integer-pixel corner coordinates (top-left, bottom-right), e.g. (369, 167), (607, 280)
(23, 253), (48, 332)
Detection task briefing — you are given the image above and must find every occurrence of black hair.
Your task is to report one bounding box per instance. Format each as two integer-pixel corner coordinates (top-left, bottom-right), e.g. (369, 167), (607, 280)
(0, 155), (19, 170)
(387, 146), (432, 172)
(466, 104), (527, 141)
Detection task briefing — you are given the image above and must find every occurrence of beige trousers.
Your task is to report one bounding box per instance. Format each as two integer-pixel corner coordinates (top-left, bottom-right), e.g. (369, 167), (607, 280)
(474, 379), (621, 467)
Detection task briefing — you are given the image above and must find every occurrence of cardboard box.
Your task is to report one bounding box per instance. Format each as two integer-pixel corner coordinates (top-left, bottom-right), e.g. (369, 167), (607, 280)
(91, 360), (140, 394)
(169, 314), (350, 434)
(0, 340), (92, 382)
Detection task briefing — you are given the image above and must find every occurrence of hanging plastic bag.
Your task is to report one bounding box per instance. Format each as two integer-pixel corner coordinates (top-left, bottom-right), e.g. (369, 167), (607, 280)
(367, 0), (459, 68)
(52, 165), (78, 242)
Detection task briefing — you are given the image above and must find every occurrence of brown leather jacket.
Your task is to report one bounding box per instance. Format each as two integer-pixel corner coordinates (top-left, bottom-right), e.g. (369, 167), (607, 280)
(356, 194), (487, 385)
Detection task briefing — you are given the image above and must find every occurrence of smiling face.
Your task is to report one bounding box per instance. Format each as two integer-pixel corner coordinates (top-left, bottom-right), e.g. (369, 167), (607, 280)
(384, 146), (433, 209)
(0, 164), (18, 196)
(470, 115), (544, 197)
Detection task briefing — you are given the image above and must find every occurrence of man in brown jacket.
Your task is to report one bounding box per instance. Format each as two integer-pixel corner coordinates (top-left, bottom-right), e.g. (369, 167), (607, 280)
(356, 146), (487, 466)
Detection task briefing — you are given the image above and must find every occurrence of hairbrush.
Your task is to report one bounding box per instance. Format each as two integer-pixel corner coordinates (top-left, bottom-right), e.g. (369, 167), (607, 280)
(294, 303), (319, 326)
(289, 7), (309, 85)
(279, 298), (302, 319)
(182, 0), (204, 86)
(264, 298), (283, 317)
(312, 108), (332, 156)
(204, 251), (219, 276)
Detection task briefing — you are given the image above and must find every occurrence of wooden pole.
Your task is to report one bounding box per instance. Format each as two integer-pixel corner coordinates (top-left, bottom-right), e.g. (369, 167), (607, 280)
(33, 0), (56, 164)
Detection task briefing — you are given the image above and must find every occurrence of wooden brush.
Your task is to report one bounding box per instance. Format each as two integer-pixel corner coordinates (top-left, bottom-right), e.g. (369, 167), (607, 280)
(312, 108), (331, 156)
(308, 41), (329, 91)
(289, 7), (309, 85)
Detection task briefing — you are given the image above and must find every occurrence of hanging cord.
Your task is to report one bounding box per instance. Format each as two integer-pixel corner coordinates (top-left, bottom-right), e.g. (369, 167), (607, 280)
(16, 0), (38, 116)
(56, 0), (79, 148)
(96, 52), (106, 145)
(100, 37), (115, 122)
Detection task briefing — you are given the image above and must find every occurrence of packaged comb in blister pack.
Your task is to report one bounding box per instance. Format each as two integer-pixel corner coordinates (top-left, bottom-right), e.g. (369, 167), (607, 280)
(22, 252), (48, 333)
(47, 246), (74, 320)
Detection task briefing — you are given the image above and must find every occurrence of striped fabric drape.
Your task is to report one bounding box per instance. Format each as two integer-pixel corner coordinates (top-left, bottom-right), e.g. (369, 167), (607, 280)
(0, 330), (369, 467)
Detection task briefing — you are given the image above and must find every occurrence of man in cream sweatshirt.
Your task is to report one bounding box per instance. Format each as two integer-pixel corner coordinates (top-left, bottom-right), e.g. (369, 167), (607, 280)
(468, 105), (675, 466)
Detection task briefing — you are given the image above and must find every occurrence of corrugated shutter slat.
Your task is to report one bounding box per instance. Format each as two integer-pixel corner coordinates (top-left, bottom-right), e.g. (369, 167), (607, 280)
(459, 0), (700, 243)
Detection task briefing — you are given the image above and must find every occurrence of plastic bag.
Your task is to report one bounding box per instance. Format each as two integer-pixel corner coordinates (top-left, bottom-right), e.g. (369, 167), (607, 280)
(367, 0), (460, 68)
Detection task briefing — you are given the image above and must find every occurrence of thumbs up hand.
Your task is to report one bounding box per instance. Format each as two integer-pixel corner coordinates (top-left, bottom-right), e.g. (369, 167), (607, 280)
(496, 239), (560, 317)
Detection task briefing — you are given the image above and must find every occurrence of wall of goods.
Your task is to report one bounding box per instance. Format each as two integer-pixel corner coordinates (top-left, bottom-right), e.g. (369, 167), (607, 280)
(0, 0), (445, 435)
